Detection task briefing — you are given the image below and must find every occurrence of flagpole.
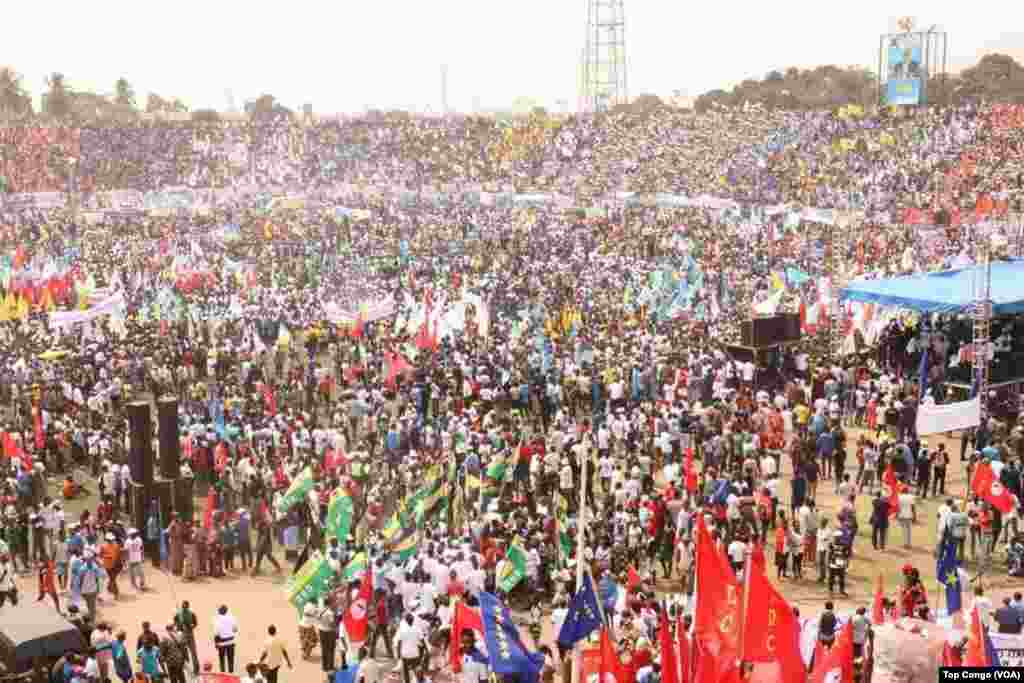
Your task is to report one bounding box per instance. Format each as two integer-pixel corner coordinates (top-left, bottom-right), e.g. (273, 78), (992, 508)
(737, 548), (753, 676)
(572, 433), (590, 683)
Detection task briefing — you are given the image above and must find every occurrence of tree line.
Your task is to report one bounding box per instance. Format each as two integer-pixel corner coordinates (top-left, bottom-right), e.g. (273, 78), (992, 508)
(690, 54), (1024, 113)
(0, 70), (293, 125)
(2, 53), (1024, 124)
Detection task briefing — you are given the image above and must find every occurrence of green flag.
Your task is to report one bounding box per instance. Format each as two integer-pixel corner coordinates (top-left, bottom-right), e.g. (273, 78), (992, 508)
(286, 552), (336, 614)
(275, 466), (315, 515)
(485, 451), (509, 482)
(498, 539), (528, 592)
(415, 484), (449, 527)
(324, 487), (354, 541)
(343, 552), (368, 581)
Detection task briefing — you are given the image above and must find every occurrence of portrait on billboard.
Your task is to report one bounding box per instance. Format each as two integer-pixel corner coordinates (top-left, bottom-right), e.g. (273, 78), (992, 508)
(887, 35), (923, 79)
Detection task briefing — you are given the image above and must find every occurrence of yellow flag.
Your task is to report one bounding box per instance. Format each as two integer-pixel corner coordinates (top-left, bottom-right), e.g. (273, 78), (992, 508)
(0, 297), (9, 322)
(15, 296), (29, 320)
(264, 220), (273, 240)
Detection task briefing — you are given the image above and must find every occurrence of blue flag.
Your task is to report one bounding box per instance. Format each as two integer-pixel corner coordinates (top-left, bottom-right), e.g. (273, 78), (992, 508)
(479, 593), (545, 683)
(936, 538), (962, 614)
(558, 572), (603, 648)
(334, 663), (360, 683)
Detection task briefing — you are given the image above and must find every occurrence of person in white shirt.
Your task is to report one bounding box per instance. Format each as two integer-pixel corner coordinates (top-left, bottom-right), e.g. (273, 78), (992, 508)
(394, 613), (426, 683)
(0, 553), (16, 607)
(212, 605), (240, 673)
(124, 529), (145, 591)
(898, 492), (916, 549)
(727, 539), (746, 574)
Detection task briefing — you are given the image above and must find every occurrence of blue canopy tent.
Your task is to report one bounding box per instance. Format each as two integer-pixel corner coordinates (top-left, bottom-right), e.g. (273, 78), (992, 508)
(839, 259), (1024, 315)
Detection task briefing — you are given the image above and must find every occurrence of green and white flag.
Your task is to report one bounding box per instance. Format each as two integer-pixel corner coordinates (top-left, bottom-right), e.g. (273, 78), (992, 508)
(497, 539), (528, 592)
(324, 487), (354, 541)
(286, 552), (336, 614)
(275, 466), (315, 515)
(343, 552), (368, 581)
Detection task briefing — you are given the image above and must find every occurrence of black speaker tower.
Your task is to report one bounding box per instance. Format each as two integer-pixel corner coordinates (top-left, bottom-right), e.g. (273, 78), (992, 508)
(157, 396), (180, 480)
(126, 401), (153, 487)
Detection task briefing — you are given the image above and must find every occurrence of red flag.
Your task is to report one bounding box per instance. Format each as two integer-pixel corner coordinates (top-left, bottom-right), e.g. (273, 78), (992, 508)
(598, 627), (624, 683)
(676, 614), (691, 683)
(344, 561), (373, 642)
(353, 317), (365, 339)
(449, 601), (484, 673)
(627, 565), (643, 592)
(942, 642), (962, 667)
(872, 574), (885, 625)
(742, 564), (805, 683)
(964, 606), (992, 667)
(203, 489), (216, 529)
(971, 462), (1016, 514)
(882, 464), (902, 518)
(693, 515), (740, 683)
(684, 448), (698, 493)
(580, 646), (603, 683)
(750, 543), (766, 576)
(809, 622), (854, 683)
(659, 609), (680, 683)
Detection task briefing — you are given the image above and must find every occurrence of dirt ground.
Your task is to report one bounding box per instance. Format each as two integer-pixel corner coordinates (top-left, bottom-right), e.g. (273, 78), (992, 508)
(10, 426), (1019, 681)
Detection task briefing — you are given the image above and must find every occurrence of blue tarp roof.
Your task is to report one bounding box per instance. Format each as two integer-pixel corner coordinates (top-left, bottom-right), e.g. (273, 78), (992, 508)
(840, 259), (1024, 315)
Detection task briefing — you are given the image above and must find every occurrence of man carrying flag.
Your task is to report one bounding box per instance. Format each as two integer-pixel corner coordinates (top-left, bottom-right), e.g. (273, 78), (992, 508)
(971, 460), (1016, 515)
(742, 556), (805, 683)
(344, 561), (373, 646)
(693, 515), (740, 683)
(965, 605), (1001, 667)
(936, 536), (964, 615)
(479, 593), (545, 683)
(557, 572), (603, 654)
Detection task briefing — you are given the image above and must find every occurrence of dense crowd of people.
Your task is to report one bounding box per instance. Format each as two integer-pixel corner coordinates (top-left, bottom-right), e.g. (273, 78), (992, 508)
(1, 101), (1023, 683)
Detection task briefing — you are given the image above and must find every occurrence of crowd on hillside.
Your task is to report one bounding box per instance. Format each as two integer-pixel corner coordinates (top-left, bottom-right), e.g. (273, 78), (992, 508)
(0, 102), (1023, 683)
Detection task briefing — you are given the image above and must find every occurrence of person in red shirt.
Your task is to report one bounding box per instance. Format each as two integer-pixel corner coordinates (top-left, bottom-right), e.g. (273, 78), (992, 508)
(447, 570), (466, 600)
(37, 559), (60, 612)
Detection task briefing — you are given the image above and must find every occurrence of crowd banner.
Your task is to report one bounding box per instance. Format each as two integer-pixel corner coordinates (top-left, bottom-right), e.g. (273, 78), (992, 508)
(987, 633), (1024, 666)
(49, 292), (126, 331)
(915, 397), (981, 436)
(22, 184), (856, 227)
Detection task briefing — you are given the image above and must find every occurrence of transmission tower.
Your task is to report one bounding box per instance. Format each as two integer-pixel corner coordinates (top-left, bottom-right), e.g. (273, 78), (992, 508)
(580, 0), (628, 112)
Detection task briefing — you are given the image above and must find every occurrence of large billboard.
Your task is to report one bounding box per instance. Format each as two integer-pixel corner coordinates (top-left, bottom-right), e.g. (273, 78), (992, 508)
(885, 33), (924, 105)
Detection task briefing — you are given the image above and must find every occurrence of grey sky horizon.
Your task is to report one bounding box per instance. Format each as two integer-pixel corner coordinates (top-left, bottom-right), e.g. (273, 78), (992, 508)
(5, 1), (1022, 113)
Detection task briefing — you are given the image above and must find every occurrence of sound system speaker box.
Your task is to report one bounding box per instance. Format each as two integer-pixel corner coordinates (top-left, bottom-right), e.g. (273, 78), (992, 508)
(780, 312), (802, 342)
(130, 483), (147, 537)
(127, 401), (153, 487)
(152, 479), (174, 528)
(750, 316), (780, 347)
(157, 396), (180, 480)
(741, 321), (754, 347)
(173, 477), (195, 523)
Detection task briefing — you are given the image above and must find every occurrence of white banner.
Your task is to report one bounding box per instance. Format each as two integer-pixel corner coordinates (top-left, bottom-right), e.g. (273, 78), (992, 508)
(988, 633), (1024, 666)
(49, 292), (126, 330)
(915, 397), (981, 436)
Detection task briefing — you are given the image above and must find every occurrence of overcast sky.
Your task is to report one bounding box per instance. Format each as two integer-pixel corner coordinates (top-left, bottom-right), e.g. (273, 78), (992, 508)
(5, 1), (1022, 114)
